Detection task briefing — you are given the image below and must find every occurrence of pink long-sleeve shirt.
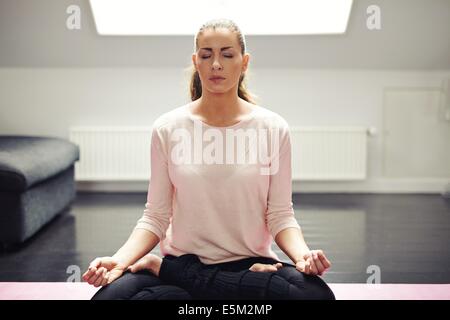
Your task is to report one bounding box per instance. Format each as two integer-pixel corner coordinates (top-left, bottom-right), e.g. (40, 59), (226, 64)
(135, 102), (300, 264)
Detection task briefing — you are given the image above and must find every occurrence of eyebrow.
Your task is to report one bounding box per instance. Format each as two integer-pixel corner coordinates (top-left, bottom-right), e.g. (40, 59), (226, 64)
(200, 46), (234, 51)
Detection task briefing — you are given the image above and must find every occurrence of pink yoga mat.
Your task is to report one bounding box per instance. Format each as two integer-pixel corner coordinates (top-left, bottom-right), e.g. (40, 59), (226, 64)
(0, 282), (449, 300)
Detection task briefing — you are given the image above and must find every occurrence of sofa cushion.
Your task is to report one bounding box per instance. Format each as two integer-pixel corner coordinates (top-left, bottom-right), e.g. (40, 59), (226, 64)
(0, 136), (79, 192)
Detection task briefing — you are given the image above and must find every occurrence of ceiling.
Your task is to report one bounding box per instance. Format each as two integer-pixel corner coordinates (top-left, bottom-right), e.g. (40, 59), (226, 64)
(0, 0), (449, 69)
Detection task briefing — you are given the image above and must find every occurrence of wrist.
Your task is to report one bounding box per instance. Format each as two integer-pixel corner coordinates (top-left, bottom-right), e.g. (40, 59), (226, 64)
(112, 255), (129, 269)
(293, 249), (311, 264)
(151, 260), (161, 276)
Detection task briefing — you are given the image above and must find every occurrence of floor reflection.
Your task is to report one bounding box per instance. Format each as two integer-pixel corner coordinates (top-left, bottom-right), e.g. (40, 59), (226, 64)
(0, 193), (448, 283)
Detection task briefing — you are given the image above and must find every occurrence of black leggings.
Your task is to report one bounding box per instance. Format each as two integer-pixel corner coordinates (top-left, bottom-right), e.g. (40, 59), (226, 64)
(91, 254), (335, 300)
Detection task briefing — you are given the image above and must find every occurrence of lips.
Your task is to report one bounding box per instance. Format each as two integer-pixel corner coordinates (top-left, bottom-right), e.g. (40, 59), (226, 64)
(209, 76), (225, 80)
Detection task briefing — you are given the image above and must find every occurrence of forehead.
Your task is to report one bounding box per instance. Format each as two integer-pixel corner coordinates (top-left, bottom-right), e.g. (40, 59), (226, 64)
(197, 28), (239, 50)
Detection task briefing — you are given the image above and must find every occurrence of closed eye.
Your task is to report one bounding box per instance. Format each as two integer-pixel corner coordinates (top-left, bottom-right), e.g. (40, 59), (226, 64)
(201, 55), (233, 59)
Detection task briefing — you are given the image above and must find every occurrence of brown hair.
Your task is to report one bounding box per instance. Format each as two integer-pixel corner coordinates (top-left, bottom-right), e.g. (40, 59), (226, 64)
(188, 18), (257, 104)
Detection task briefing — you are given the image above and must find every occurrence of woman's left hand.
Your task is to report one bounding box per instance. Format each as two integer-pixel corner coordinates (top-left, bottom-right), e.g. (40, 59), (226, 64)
(295, 249), (331, 276)
(249, 262), (283, 272)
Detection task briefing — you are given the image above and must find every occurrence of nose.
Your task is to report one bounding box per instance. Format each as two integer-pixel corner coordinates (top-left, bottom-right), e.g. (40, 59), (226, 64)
(212, 59), (222, 70)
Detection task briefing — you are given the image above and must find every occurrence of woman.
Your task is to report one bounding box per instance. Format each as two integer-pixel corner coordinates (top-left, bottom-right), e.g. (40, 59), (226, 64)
(83, 18), (335, 300)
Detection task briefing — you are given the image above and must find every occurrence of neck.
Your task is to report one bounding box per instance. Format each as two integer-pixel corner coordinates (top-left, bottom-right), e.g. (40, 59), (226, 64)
(196, 89), (243, 121)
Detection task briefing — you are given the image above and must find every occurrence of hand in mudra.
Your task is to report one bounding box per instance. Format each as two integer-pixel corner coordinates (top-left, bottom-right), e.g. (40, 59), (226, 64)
(82, 256), (127, 287)
(295, 249), (331, 276)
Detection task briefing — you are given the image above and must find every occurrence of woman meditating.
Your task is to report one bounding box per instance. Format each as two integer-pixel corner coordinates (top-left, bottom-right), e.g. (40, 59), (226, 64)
(83, 18), (335, 300)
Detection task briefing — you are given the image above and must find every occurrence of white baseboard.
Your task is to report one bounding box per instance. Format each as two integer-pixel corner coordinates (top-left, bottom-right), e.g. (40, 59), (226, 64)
(292, 178), (450, 194)
(76, 178), (450, 194)
(76, 181), (149, 193)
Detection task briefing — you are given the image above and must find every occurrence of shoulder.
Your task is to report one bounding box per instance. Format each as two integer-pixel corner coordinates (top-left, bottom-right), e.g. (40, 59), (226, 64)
(252, 104), (290, 132)
(152, 103), (190, 131)
(149, 104), (191, 148)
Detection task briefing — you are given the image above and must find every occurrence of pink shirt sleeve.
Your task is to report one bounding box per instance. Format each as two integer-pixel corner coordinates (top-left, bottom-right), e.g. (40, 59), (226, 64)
(134, 126), (173, 240)
(266, 124), (301, 239)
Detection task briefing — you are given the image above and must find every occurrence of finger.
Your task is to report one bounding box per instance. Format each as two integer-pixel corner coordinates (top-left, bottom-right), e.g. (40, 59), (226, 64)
(266, 265), (278, 272)
(108, 272), (119, 284)
(250, 263), (277, 272)
(94, 268), (107, 287)
(89, 258), (102, 270)
(86, 267), (99, 284)
(274, 263), (283, 269)
(304, 258), (311, 274)
(89, 267), (104, 286)
(100, 272), (110, 287)
(87, 272), (101, 285)
(249, 265), (257, 271)
(317, 252), (331, 269)
(296, 260), (305, 272)
(308, 257), (319, 275)
(100, 277), (109, 287)
(312, 253), (325, 275)
(83, 264), (99, 281)
(306, 257), (312, 273)
(104, 271), (111, 284)
(93, 274), (104, 287)
(82, 269), (93, 281)
(252, 266), (267, 272)
(94, 268), (108, 285)
(249, 263), (262, 272)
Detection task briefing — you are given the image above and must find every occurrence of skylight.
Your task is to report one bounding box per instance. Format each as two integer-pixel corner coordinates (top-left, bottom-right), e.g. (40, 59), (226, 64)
(89, 0), (353, 36)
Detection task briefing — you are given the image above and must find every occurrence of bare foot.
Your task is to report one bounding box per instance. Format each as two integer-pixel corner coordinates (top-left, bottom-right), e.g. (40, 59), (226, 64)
(128, 253), (163, 276)
(249, 262), (283, 272)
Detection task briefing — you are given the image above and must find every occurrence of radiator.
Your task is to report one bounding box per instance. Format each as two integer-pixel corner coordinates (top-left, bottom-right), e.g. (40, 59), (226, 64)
(290, 126), (368, 180)
(69, 126), (152, 181)
(69, 126), (370, 181)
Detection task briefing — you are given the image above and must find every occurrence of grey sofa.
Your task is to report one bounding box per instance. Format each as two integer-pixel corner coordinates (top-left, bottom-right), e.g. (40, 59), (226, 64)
(0, 136), (79, 247)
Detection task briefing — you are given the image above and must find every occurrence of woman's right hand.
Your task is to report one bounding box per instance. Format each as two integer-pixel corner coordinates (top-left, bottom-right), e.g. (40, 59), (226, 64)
(82, 256), (128, 287)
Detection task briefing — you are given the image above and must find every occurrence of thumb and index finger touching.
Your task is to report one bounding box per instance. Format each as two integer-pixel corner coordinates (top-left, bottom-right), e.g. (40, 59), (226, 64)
(83, 257), (111, 281)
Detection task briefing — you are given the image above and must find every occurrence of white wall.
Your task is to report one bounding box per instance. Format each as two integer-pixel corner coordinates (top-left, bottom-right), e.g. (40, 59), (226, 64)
(1, 67), (449, 193)
(2, 0), (450, 70)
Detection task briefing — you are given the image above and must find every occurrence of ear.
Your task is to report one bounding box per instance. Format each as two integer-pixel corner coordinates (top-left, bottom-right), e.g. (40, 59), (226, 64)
(242, 53), (250, 73)
(192, 53), (198, 72)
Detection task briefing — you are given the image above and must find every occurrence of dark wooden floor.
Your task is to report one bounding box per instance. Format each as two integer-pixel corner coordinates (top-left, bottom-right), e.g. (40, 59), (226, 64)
(1, 193), (449, 283)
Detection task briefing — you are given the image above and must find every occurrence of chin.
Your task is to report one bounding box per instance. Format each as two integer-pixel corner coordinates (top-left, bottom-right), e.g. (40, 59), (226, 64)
(205, 87), (230, 94)
(207, 84), (237, 93)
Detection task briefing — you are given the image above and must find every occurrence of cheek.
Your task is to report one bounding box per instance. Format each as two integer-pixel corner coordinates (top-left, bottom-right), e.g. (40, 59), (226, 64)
(196, 60), (207, 70)
(230, 63), (243, 77)
(231, 58), (244, 70)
